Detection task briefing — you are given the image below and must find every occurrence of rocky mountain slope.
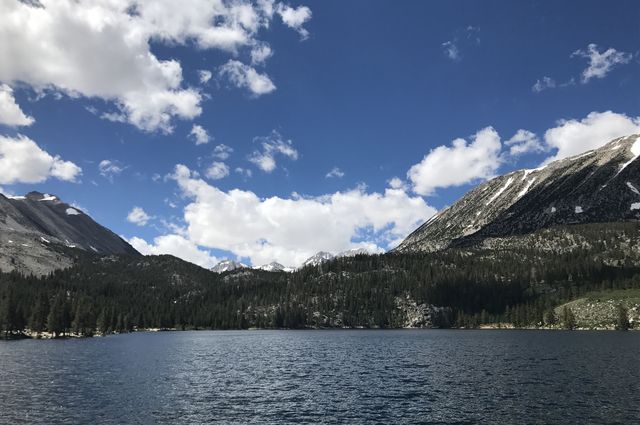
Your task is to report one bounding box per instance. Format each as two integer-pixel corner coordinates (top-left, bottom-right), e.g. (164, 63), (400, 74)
(211, 259), (247, 273)
(397, 134), (640, 252)
(0, 191), (138, 275)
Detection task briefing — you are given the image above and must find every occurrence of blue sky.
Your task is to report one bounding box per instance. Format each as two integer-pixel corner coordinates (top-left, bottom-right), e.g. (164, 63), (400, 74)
(0, 0), (639, 267)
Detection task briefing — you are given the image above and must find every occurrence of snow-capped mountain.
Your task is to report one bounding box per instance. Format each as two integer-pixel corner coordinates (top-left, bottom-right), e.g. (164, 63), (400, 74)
(396, 134), (640, 253)
(0, 191), (139, 275)
(336, 247), (370, 258)
(256, 262), (295, 272)
(302, 251), (335, 267)
(211, 259), (247, 273)
(300, 248), (371, 268)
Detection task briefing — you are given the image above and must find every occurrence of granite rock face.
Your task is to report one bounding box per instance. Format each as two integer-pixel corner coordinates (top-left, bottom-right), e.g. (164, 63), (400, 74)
(0, 191), (138, 275)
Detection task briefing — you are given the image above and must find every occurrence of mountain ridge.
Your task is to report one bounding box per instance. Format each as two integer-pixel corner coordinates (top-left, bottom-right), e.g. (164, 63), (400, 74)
(396, 134), (640, 253)
(0, 191), (139, 275)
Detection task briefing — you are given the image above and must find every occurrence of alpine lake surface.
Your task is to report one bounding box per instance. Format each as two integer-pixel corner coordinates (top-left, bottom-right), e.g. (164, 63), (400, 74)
(1, 330), (639, 424)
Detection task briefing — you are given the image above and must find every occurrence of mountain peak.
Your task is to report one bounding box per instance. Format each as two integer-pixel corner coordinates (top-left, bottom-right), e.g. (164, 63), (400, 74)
(397, 134), (640, 253)
(211, 259), (247, 273)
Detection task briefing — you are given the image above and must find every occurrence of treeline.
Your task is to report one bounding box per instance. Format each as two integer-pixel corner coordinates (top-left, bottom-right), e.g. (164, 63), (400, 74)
(2, 223), (640, 337)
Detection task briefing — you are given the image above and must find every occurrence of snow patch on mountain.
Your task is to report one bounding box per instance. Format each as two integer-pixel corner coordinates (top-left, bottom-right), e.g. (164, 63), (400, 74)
(627, 182), (640, 196)
(486, 177), (513, 206)
(517, 178), (536, 198)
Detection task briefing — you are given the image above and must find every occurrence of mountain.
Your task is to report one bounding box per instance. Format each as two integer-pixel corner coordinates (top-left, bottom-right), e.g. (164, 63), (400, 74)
(0, 191), (139, 275)
(396, 134), (640, 253)
(300, 248), (371, 268)
(336, 247), (370, 258)
(302, 251), (335, 267)
(211, 259), (247, 273)
(256, 262), (295, 272)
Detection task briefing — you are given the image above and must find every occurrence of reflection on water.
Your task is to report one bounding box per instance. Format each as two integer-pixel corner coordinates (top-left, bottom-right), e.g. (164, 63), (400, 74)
(1, 330), (639, 424)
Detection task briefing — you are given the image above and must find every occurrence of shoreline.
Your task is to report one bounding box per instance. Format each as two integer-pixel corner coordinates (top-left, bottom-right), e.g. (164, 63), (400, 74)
(2, 325), (636, 340)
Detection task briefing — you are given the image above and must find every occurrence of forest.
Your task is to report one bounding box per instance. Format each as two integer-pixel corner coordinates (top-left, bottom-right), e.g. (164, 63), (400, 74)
(1, 223), (640, 337)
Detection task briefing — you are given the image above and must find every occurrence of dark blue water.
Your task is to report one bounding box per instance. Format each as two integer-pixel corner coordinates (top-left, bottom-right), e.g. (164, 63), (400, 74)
(1, 330), (639, 424)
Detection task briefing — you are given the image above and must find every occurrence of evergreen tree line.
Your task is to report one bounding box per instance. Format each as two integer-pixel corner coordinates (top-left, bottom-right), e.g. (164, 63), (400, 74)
(1, 224), (640, 337)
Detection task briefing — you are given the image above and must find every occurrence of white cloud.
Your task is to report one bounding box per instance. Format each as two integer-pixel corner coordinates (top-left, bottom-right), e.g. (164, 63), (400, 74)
(213, 143), (233, 160)
(505, 129), (546, 156)
(388, 177), (406, 190)
(250, 43), (273, 65)
(532, 76), (556, 93)
(219, 60), (276, 96)
(127, 206), (152, 226)
(168, 164), (435, 267)
(198, 69), (212, 84)
(235, 167), (253, 178)
(189, 124), (210, 145)
(0, 134), (81, 184)
(248, 130), (298, 172)
(408, 127), (502, 196)
(0, 0), (307, 133)
(276, 4), (312, 40)
(0, 84), (34, 127)
(572, 44), (632, 83)
(542, 111), (640, 163)
(205, 161), (230, 180)
(99, 159), (125, 181)
(442, 41), (460, 61)
(129, 234), (220, 269)
(325, 167), (345, 178)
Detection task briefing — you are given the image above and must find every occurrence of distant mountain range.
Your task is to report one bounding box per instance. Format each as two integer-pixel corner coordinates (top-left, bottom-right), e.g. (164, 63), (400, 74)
(0, 191), (138, 275)
(396, 134), (640, 253)
(210, 248), (371, 273)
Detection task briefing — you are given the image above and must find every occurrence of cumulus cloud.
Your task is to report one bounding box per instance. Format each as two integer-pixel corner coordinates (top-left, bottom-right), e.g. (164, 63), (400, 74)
(99, 159), (125, 181)
(168, 164), (435, 266)
(542, 111), (640, 163)
(129, 234), (220, 269)
(248, 130), (298, 172)
(0, 134), (81, 184)
(0, 0), (309, 133)
(325, 167), (345, 178)
(276, 4), (312, 40)
(408, 127), (502, 196)
(127, 206), (152, 226)
(505, 129), (546, 156)
(572, 44), (632, 83)
(189, 124), (210, 145)
(250, 43), (273, 65)
(0, 84), (34, 127)
(205, 161), (230, 180)
(219, 60), (276, 96)
(213, 143), (233, 160)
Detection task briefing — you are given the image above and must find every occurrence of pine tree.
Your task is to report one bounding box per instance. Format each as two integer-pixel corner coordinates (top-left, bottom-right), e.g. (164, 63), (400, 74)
(0, 287), (21, 337)
(29, 293), (49, 334)
(72, 297), (95, 336)
(47, 293), (67, 338)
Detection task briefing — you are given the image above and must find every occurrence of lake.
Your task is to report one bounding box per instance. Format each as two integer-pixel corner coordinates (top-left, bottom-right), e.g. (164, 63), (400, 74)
(1, 330), (638, 424)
